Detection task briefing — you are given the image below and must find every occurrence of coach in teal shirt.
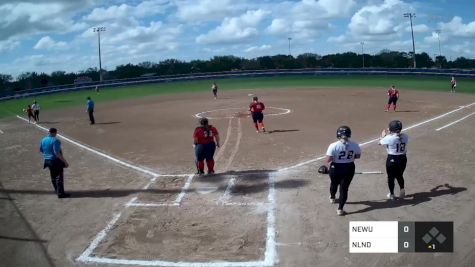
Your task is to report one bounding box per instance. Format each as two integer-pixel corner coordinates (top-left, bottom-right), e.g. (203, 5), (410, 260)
(40, 128), (70, 198)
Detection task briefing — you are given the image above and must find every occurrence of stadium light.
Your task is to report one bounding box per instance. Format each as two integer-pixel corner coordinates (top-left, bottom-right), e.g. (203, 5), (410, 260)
(403, 13), (416, 68)
(288, 37), (292, 56)
(93, 27), (106, 82)
(435, 29), (442, 57)
(360, 42), (365, 68)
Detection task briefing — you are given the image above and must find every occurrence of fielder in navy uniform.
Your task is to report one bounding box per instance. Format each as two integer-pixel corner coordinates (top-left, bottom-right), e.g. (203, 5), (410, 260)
(379, 120), (409, 200)
(325, 126), (361, 216)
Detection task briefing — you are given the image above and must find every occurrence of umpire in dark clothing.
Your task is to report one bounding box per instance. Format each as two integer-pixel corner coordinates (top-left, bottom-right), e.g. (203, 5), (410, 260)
(40, 128), (70, 198)
(86, 97), (95, 124)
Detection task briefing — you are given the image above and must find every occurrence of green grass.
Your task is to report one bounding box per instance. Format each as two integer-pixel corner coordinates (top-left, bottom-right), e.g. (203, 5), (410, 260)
(1, 75), (474, 119)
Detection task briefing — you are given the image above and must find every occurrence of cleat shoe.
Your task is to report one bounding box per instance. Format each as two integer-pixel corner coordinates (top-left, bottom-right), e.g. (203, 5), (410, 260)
(337, 209), (346, 216)
(196, 170), (205, 176)
(208, 170), (215, 175)
(58, 193), (71, 198)
(399, 188), (405, 198)
(329, 196), (336, 204)
(387, 193), (395, 200)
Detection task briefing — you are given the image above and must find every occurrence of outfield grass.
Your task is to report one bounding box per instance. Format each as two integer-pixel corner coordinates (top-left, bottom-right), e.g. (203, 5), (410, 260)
(1, 75), (474, 119)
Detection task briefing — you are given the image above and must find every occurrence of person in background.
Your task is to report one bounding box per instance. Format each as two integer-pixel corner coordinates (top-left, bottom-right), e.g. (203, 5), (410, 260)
(86, 97), (95, 125)
(32, 100), (40, 122)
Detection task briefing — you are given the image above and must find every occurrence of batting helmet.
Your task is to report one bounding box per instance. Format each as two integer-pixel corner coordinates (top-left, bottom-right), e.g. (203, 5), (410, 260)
(389, 120), (402, 132)
(253, 96), (258, 101)
(336, 125), (351, 138)
(199, 117), (209, 126)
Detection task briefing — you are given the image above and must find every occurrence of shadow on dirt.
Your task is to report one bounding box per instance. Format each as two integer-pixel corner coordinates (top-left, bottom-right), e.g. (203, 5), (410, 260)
(94, 121), (121, 125)
(0, 169), (309, 199)
(267, 129), (300, 134)
(346, 184), (466, 215)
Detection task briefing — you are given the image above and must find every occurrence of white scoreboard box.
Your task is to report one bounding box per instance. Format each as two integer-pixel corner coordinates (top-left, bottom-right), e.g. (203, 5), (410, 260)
(349, 221), (398, 253)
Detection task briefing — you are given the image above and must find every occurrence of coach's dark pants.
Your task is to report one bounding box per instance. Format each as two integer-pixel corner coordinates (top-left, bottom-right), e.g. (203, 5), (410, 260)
(34, 110), (39, 122)
(386, 154), (407, 194)
(44, 159), (65, 196)
(195, 143), (216, 162)
(329, 162), (355, 210)
(88, 108), (95, 124)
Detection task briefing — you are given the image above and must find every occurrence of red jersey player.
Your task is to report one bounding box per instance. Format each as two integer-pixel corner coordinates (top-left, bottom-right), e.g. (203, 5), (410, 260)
(249, 96), (266, 133)
(193, 117), (220, 175)
(450, 77), (456, 93)
(386, 86), (399, 112)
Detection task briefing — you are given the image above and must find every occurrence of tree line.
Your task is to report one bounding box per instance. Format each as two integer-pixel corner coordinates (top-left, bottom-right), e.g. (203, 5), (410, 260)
(1, 50), (475, 93)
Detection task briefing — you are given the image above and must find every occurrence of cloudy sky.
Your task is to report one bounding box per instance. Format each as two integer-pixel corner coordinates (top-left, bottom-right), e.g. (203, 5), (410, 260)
(1, 0), (474, 76)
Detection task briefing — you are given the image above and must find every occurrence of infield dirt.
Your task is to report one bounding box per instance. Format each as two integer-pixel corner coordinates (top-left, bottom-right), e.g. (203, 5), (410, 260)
(1, 87), (474, 267)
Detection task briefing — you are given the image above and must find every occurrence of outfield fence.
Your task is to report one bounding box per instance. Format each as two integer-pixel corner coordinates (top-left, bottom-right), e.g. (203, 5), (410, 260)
(2, 68), (474, 101)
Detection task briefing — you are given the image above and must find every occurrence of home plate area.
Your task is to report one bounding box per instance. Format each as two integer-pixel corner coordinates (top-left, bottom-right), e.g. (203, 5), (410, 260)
(84, 171), (273, 264)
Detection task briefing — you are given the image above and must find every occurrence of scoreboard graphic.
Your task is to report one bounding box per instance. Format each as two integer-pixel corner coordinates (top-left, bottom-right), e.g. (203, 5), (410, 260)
(349, 221), (453, 253)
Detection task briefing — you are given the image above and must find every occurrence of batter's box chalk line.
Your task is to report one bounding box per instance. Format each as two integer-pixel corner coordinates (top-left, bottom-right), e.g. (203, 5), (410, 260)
(194, 107), (291, 120)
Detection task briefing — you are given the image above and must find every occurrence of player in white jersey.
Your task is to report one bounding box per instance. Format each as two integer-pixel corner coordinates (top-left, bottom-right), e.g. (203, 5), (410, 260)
(379, 120), (409, 200)
(325, 126), (361, 216)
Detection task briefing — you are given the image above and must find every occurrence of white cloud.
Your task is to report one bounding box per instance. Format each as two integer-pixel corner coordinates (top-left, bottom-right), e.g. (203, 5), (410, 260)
(408, 24), (429, 33)
(175, 0), (243, 22)
(245, 44), (272, 53)
(438, 16), (475, 37)
(0, 39), (20, 52)
(449, 41), (473, 55)
(349, 0), (410, 36)
(292, 0), (356, 20)
(266, 19), (287, 34)
(34, 36), (68, 50)
(0, 1), (92, 41)
(196, 9), (269, 44)
(84, 0), (170, 22)
(423, 31), (448, 44)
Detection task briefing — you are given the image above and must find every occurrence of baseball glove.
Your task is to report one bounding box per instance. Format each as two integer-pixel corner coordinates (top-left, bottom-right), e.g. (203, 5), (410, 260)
(318, 165), (329, 174)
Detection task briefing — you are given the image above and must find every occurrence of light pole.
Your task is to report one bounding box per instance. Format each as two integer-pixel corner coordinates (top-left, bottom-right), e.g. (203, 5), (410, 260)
(403, 13), (416, 68)
(93, 27), (106, 82)
(288, 37), (292, 56)
(360, 42), (365, 68)
(435, 29), (442, 57)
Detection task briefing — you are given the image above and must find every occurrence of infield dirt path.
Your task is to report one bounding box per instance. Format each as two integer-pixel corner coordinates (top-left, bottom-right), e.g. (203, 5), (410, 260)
(1, 87), (474, 267)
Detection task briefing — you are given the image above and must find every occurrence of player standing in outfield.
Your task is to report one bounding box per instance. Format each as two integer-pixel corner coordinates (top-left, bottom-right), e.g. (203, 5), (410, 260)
(450, 76), (457, 93)
(40, 128), (70, 198)
(86, 97), (95, 125)
(32, 100), (40, 122)
(193, 118), (220, 175)
(24, 105), (36, 123)
(249, 96), (266, 133)
(379, 120), (409, 200)
(386, 85), (399, 112)
(211, 82), (218, 99)
(325, 126), (361, 216)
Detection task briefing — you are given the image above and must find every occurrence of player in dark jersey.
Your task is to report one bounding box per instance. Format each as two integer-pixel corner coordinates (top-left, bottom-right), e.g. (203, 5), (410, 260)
(24, 105), (36, 123)
(193, 117), (220, 175)
(249, 96), (266, 133)
(386, 85), (399, 112)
